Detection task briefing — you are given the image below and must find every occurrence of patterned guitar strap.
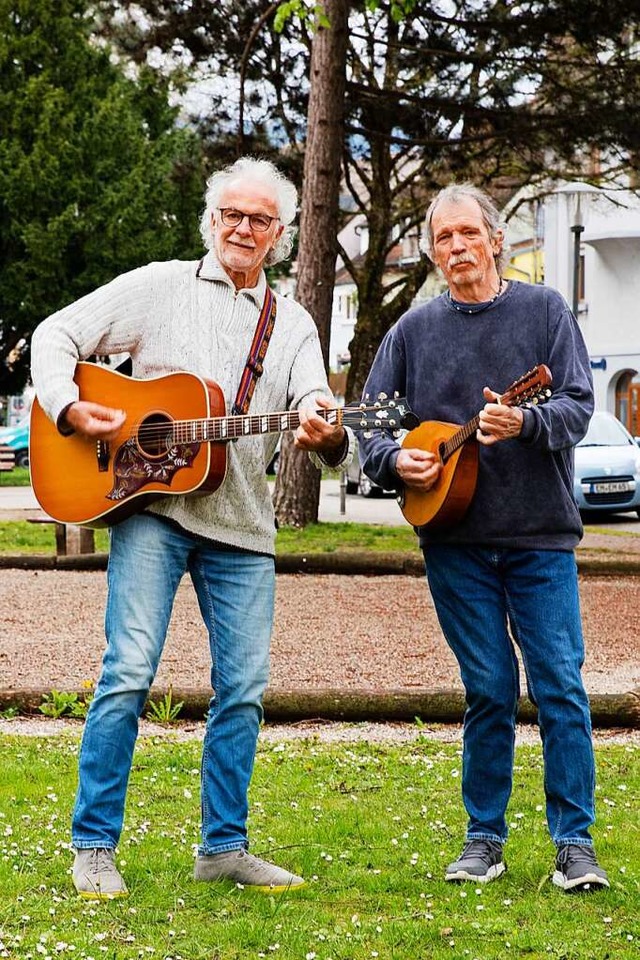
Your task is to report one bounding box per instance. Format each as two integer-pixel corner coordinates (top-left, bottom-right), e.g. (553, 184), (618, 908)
(232, 285), (277, 416)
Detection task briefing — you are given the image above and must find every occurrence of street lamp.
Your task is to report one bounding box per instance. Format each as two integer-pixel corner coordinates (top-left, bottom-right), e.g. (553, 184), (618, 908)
(570, 193), (584, 317)
(555, 182), (600, 317)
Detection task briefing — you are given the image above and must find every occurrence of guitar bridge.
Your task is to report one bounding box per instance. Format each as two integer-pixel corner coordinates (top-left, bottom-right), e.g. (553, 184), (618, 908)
(96, 440), (110, 472)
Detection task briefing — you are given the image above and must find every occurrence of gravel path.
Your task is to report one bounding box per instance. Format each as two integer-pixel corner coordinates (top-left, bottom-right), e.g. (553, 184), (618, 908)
(1, 568), (638, 696)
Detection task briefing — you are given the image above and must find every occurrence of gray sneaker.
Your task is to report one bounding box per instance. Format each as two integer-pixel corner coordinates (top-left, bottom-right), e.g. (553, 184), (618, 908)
(552, 844), (610, 892)
(194, 849), (305, 893)
(72, 848), (128, 900)
(445, 839), (506, 883)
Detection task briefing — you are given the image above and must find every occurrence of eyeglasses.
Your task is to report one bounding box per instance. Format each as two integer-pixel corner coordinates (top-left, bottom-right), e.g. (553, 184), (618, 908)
(217, 208), (279, 232)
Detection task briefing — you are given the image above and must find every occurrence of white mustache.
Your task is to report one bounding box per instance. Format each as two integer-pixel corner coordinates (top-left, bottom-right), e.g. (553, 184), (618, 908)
(448, 254), (477, 268)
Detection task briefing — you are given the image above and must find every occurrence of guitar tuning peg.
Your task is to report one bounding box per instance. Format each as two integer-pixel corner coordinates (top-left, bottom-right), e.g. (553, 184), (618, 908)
(393, 391), (400, 398)
(364, 393), (370, 401)
(363, 430), (373, 439)
(377, 392), (388, 401)
(392, 429), (401, 438)
(388, 418), (397, 427)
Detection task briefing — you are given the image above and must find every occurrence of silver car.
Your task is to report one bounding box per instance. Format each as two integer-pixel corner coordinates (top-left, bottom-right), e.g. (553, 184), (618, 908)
(573, 411), (640, 517)
(345, 442), (399, 497)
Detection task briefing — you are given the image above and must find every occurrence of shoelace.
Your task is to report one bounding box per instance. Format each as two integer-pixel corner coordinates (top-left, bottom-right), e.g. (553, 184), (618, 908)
(459, 840), (501, 864)
(234, 851), (282, 878)
(557, 844), (598, 867)
(89, 848), (117, 873)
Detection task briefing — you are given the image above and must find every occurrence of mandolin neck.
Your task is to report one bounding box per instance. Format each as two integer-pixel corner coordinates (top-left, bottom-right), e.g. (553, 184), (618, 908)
(441, 414), (481, 462)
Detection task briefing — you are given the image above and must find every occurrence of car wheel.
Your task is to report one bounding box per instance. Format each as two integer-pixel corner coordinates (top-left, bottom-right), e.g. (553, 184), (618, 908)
(266, 452), (279, 475)
(358, 472), (378, 497)
(15, 448), (29, 468)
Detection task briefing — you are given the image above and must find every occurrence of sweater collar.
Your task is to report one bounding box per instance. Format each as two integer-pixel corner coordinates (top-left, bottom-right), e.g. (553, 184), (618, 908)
(195, 250), (267, 308)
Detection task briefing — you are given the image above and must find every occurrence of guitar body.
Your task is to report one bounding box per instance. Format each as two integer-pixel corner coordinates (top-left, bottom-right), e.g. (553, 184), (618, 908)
(30, 363), (227, 527)
(400, 420), (479, 528)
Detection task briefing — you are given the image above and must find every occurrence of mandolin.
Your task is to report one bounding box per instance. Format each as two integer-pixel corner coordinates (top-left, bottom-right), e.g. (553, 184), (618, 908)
(399, 364), (553, 528)
(30, 362), (415, 527)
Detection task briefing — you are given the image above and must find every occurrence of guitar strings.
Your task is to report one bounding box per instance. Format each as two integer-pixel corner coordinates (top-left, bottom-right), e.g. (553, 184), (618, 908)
(106, 404), (401, 443)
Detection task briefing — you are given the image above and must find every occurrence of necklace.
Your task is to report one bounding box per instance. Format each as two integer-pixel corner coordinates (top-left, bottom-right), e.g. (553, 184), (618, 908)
(448, 279), (506, 314)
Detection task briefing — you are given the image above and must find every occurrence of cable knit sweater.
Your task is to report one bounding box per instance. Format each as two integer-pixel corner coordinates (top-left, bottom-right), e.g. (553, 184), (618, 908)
(30, 251), (350, 555)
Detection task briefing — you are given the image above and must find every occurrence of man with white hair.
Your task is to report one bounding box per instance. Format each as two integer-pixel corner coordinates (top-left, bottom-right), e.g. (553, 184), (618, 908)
(31, 157), (350, 898)
(358, 182), (609, 893)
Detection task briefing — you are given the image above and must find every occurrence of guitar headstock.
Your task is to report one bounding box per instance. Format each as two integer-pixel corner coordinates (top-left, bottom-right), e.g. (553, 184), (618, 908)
(342, 394), (419, 434)
(500, 364), (553, 409)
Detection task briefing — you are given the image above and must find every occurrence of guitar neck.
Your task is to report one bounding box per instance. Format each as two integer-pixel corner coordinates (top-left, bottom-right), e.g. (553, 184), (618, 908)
(172, 408), (340, 444)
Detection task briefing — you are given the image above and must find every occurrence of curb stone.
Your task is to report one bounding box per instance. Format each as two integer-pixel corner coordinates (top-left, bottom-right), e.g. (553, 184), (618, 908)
(1, 686), (638, 729)
(2, 550), (640, 576)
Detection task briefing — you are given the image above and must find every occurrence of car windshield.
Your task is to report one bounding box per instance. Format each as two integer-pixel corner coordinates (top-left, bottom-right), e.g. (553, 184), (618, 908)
(578, 416), (634, 448)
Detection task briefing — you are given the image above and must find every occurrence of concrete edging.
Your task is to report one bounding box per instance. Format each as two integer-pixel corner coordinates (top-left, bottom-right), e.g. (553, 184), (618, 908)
(2, 551), (640, 576)
(1, 686), (638, 729)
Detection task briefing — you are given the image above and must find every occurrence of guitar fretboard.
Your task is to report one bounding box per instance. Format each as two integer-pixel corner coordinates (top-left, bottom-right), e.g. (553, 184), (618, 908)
(171, 408), (342, 444)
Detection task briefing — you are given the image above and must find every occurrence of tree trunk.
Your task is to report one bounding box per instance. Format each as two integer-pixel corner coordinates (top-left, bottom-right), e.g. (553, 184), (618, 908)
(346, 257), (431, 403)
(274, 0), (349, 527)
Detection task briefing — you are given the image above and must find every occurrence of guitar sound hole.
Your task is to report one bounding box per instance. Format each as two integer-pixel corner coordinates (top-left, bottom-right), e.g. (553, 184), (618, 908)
(137, 413), (173, 458)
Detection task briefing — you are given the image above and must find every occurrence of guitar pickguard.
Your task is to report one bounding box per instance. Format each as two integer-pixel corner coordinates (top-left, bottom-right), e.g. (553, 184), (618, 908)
(107, 438), (201, 501)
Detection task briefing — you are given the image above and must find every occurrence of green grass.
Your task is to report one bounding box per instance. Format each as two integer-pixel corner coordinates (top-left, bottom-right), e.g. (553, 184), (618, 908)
(0, 466), (31, 486)
(0, 520), (418, 556)
(0, 732), (637, 959)
(0, 521), (110, 554)
(275, 521), (418, 555)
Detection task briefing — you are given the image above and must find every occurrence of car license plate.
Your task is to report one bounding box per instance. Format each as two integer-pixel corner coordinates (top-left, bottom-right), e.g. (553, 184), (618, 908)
(590, 481), (633, 494)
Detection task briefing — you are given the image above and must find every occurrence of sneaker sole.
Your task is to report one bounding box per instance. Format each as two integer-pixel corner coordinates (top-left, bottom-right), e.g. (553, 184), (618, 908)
(195, 875), (306, 894)
(552, 870), (610, 892)
(245, 880), (306, 894)
(76, 889), (129, 900)
(446, 862), (506, 883)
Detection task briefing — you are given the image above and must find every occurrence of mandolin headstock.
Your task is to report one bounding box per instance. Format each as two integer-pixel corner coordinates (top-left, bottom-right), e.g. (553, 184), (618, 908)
(500, 364), (553, 409)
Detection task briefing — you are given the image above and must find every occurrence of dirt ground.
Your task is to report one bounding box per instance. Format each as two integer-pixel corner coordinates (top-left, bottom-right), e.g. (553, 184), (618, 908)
(1, 566), (638, 697)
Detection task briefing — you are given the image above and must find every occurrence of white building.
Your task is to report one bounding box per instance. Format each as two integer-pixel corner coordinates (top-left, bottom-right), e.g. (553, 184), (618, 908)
(544, 183), (640, 430)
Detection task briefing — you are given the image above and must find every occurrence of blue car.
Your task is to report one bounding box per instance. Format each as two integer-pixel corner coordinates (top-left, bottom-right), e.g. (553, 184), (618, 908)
(573, 411), (640, 517)
(0, 418), (30, 468)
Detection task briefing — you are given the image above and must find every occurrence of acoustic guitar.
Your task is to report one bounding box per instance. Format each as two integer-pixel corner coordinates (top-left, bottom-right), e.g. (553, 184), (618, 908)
(399, 364), (553, 528)
(30, 361), (416, 527)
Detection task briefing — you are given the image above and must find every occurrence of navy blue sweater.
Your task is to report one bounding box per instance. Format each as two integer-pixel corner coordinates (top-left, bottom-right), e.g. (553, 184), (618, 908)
(359, 281), (594, 550)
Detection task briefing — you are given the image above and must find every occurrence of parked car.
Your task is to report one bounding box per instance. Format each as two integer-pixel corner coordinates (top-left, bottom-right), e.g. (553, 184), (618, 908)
(345, 442), (399, 497)
(266, 439), (280, 475)
(573, 411), (640, 517)
(0, 418), (29, 468)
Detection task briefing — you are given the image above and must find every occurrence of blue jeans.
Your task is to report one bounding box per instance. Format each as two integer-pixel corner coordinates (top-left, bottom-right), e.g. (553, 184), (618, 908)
(72, 513), (274, 855)
(423, 545), (595, 846)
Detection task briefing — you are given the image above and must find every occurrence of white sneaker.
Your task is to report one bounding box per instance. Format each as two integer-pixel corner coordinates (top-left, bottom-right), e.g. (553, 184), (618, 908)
(194, 849), (305, 893)
(72, 848), (128, 899)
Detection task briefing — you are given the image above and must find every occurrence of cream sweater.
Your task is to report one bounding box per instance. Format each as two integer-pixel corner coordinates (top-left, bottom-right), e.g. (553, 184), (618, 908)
(30, 251), (351, 555)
